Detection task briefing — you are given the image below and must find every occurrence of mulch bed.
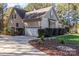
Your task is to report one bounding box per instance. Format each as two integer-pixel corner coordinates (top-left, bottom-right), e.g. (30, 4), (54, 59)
(29, 39), (79, 56)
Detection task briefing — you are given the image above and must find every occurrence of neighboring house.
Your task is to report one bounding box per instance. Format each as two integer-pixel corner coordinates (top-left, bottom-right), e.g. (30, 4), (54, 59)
(24, 6), (63, 36)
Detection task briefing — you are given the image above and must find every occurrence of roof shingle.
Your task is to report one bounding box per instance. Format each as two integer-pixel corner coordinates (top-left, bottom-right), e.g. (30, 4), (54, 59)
(14, 8), (27, 19)
(25, 6), (52, 20)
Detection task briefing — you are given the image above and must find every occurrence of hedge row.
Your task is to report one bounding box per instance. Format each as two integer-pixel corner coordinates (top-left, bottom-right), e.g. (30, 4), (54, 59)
(38, 27), (69, 37)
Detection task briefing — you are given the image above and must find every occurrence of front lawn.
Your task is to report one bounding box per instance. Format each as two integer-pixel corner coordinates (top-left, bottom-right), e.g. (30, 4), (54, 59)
(56, 34), (79, 45)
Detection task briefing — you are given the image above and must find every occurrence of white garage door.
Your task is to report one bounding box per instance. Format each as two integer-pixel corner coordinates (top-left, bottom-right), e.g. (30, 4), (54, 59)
(25, 28), (39, 37)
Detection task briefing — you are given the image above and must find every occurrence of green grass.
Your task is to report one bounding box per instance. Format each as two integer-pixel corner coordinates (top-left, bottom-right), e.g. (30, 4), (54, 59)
(56, 34), (79, 45)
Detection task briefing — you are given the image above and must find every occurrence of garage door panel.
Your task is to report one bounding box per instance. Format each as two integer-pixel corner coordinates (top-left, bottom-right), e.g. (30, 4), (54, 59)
(25, 28), (38, 37)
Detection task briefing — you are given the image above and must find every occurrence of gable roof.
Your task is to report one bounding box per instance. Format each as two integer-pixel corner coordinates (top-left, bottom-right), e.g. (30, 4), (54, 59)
(51, 6), (59, 21)
(24, 6), (52, 21)
(14, 8), (27, 19)
(4, 7), (27, 20)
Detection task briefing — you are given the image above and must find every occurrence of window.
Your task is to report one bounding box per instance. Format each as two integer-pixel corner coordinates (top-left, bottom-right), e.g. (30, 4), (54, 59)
(16, 23), (19, 27)
(14, 14), (16, 19)
(11, 14), (16, 19)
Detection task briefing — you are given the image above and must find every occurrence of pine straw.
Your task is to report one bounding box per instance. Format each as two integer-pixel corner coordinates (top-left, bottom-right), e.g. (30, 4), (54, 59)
(29, 39), (79, 56)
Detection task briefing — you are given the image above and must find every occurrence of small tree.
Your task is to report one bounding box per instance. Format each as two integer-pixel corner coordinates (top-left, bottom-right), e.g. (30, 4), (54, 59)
(71, 5), (78, 33)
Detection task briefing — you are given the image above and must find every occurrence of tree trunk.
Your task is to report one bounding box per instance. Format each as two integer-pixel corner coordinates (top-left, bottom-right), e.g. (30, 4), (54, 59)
(75, 20), (78, 33)
(3, 17), (9, 34)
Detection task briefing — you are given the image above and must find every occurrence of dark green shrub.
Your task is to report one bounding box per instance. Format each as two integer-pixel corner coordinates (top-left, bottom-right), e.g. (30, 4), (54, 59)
(38, 29), (45, 44)
(15, 28), (25, 35)
(44, 28), (53, 37)
(38, 29), (45, 37)
(38, 28), (67, 37)
(54, 28), (59, 36)
(59, 39), (65, 44)
(6, 27), (15, 35)
(40, 35), (45, 44)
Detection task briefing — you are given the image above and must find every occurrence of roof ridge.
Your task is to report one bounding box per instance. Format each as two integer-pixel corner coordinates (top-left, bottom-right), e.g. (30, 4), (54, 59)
(26, 6), (52, 14)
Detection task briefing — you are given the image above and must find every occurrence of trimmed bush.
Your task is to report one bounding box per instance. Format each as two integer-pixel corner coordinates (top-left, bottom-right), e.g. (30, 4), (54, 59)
(59, 39), (65, 44)
(55, 28), (59, 36)
(16, 28), (25, 35)
(38, 29), (45, 37)
(58, 28), (64, 35)
(38, 28), (68, 37)
(44, 28), (53, 37)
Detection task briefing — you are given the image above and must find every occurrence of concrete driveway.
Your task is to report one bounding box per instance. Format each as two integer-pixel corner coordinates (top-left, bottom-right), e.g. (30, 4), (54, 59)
(0, 35), (47, 56)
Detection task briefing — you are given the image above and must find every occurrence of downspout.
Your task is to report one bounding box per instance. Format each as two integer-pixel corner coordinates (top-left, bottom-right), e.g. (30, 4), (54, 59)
(48, 18), (50, 28)
(39, 18), (41, 29)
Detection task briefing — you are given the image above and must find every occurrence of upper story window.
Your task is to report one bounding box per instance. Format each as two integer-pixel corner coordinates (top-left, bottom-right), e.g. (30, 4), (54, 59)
(16, 23), (19, 27)
(11, 14), (16, 19)
(14, 14), (16, 19)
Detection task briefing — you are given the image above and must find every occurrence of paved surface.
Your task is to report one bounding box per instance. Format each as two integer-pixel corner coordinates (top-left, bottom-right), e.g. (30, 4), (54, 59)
(0, 35), (47, 56)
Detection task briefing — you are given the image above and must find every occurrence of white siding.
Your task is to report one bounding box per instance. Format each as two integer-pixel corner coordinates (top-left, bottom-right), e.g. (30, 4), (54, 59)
(41, 7), (59, 28)
(41, 17), (49, 28)
(9, 10), (24, 28)
(50, 21), (56, 28)
(44, 7), (57, 20)
(24, 21), (40, 28)
(41, 7), (62, 28)
(24, 21), (40, 36)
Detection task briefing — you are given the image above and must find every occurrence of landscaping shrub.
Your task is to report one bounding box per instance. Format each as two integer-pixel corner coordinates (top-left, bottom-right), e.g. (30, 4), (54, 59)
(58, 28), (61, 35)
(57, 37), (65, 44)
(59, 39), (65, 44)
(54, 28), (59, 36)
(6, 27), (15, 35)
(38, 28), (68, 37)
(62, 28), (65, 35)
(59, 28), (61, 35)
(58, 28), (65, 35)
(44, 28), (59, 36)
(16, 28), (25, 35)
(39, 35), (45, 44)
(52, 28), (56, 35)
(38, 29), (45, 44)
(44, 28), (53, 37)
(6, 28), (25, 36)
(38, 29), (45, 37)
